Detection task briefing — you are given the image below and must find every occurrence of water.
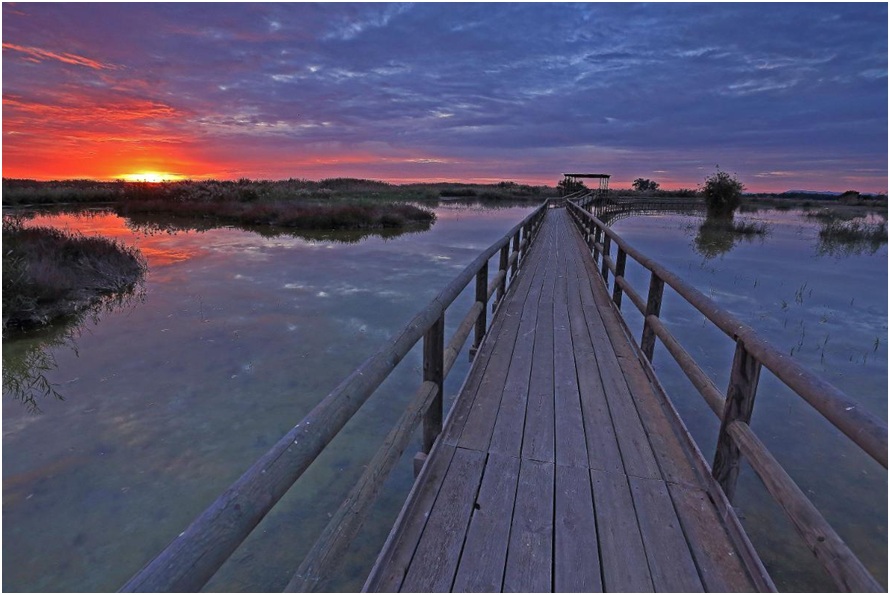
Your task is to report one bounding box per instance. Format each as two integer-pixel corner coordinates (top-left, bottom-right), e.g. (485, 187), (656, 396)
(3, 204), (886, 591)
(2, 202), (537, 592)
(608, 209), (887, 590)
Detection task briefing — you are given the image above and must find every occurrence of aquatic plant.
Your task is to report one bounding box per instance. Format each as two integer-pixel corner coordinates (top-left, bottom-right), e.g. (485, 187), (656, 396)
(2, 218), (147, 332)
(817, 219), (887, 256)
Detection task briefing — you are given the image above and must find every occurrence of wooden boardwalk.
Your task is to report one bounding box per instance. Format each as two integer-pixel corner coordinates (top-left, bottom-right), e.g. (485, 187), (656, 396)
(365, 208), (774, 593)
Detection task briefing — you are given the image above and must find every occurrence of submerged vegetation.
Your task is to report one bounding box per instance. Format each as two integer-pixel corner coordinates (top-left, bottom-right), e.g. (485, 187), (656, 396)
(801, 208), (888, 256)
(2, 218), (147, 333)
(816, 219), (887, 256)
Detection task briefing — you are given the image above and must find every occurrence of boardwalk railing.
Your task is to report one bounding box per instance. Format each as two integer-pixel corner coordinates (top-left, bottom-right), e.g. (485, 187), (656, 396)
(566, 200), (887, 592)
(120, 202), (550, 593)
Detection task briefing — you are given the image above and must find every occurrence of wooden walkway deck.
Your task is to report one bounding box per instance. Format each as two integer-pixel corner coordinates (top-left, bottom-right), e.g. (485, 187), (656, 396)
(364, 208), (774, 593)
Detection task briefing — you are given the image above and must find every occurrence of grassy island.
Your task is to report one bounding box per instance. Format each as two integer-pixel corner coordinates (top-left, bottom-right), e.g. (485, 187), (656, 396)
(2, 219), (147, 332)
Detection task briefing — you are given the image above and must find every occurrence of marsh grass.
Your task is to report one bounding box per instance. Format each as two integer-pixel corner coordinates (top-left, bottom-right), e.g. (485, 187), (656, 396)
(817, 219), (887, 256)
(2, 178), (552, 208)
(2, 218), (147, 332)
(804, 209), (860, 223)
(701, 217), (769, 236)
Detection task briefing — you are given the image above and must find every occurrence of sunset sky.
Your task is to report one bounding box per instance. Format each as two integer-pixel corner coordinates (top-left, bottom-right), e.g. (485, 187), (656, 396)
(2, 3), (887, 192)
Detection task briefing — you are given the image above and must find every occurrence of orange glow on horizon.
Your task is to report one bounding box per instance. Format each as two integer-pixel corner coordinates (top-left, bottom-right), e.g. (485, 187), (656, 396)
(119, 171), (186, 183)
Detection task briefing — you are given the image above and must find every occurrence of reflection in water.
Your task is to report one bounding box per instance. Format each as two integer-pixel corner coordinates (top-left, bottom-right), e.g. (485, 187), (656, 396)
(1, 202), (539, 593)
(2, 323), (75, 412)
(123, 211), (434, 244)
(2, 284), (145, 412)
(693, 215), (768, 259)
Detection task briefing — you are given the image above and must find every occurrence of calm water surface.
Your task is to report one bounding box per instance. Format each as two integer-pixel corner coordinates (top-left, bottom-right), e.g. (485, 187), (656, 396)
(3, 202), (537, 592)
(3, 204), (886, 591)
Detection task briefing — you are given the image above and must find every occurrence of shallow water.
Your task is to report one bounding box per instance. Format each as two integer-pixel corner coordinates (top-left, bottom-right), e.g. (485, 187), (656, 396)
(3, 204), (886, 591)
(608, 209), (887, 590)
(2, 202), (537, 592)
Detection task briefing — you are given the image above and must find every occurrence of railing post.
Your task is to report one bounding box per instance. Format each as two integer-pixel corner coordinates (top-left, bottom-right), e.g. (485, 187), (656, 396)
(510, 230), (520, 279)
(516, 223), (528, 260)
(593, 226), (603, 263)
(600, 234), (612, 283)
(712, 341), (762, 502)
(496, 244), (509, 310)
(640, 271), (664, 362)
(612, 248), (627, 308)
(470, 260), (488, 360)
(421, 315), (445, 454)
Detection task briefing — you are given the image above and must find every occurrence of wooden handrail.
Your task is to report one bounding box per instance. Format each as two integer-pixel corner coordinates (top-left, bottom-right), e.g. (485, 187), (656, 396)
(566, 200), (886, 592)
(567, 201), (887, 468)
(121, 202), (549, 592)
(728, 421), (883, 592)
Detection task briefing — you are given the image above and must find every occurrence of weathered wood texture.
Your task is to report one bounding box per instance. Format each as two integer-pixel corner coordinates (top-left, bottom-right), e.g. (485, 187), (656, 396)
(364, 209), (773, 593)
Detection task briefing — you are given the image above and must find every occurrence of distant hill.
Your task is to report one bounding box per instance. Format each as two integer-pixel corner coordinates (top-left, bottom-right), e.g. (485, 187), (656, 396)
(783, 189), (841, 196)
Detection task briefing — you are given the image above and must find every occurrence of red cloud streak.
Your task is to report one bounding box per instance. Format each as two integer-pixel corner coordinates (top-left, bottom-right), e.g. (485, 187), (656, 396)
(2, 42), (115, 70)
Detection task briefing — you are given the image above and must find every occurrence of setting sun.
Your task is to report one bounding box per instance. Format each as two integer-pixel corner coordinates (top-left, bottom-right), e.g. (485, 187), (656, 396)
(120, 171), (184, 183)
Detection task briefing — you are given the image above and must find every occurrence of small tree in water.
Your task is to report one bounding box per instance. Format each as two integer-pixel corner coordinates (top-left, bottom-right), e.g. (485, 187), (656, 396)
(702, 169), (745, 218)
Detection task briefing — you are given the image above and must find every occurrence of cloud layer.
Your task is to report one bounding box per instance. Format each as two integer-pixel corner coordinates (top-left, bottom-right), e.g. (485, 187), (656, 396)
(3, 3), (887, 191)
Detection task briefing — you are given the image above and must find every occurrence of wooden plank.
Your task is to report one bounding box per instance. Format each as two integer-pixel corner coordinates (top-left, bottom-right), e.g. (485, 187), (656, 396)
(568, 220), (662, 480)
(564, 215), (660, 479)
(364, 444), (457, 592)
(565, 209), (772, 590)
(552, 224), (589, 469)
(399, 447), (487, 592)
(442, 235), (546, 448)
(487, 222), (551, 458)
(628, 476), (704, 592)
(455, 229), (547, 453)
(503, 459), (555, 593)
(591, 469), (654, 593)
(667, 483), (761, 593)
(565, 248), (624, 475)
(554, 464), (602, 592)
(564, 218), (705, 488)
(520, 236), (557, 463)
(451, 453), (521, 592)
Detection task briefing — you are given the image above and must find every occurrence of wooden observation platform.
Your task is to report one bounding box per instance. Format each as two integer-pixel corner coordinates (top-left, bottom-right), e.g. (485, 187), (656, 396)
(121, 198), (887, 593)
(562, 172), (610, 196)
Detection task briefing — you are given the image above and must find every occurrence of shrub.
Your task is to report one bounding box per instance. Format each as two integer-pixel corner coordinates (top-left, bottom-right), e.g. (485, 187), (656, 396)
(702, 169), (745, 218)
